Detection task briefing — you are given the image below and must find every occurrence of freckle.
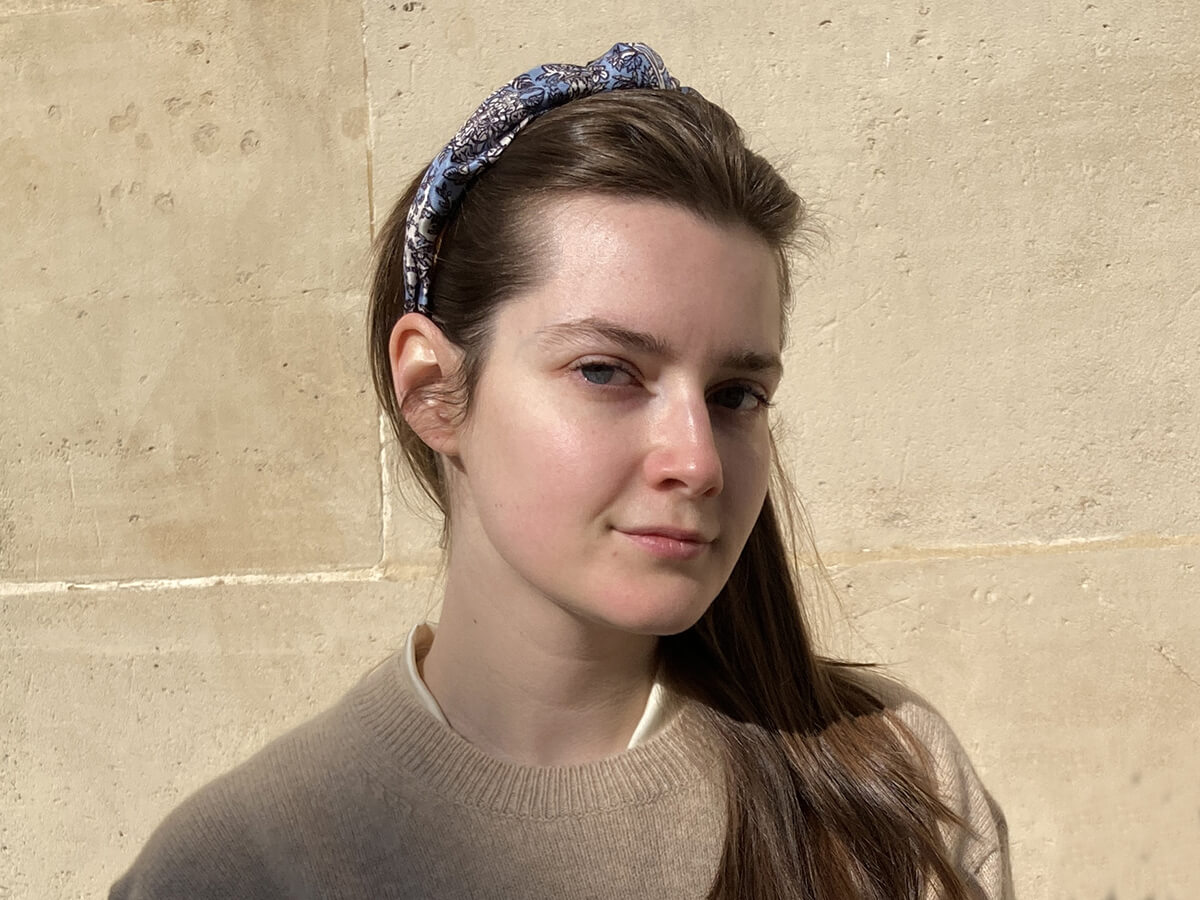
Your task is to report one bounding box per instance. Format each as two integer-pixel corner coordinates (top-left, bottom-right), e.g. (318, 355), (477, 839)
(47, 104), (61, 120)
(154, 192), (175, 213)
(239, 130), (261, 154)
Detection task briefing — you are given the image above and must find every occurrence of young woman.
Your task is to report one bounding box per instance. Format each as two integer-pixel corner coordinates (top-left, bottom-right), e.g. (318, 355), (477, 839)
(112, 43), (1012, 899)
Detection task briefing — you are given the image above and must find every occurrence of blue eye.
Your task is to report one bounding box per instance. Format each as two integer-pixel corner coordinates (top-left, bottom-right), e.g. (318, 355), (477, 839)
(709, 385), (770, 412)
(579, 363), (618, 385)
(576, 362), (635, 386)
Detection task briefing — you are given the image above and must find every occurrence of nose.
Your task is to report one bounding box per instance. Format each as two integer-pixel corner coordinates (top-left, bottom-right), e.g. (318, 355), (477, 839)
(644, 395), (724, 497)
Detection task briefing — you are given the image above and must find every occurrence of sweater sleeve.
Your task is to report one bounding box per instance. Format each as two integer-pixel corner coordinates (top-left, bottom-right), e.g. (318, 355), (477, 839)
(108, 776), (284, 900)
(889, 688), (1016, 900)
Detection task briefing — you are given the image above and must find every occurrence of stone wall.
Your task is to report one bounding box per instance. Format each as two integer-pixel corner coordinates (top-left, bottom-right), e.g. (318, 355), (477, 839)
(2, 1), (1197, 896)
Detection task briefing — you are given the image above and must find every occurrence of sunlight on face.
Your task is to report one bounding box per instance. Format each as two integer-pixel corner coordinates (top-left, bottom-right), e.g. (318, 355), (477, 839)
(447, 195), (783, 637)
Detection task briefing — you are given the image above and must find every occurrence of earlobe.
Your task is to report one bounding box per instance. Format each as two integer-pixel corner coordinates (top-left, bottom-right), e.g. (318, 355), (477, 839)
(388, 312), (463, 455)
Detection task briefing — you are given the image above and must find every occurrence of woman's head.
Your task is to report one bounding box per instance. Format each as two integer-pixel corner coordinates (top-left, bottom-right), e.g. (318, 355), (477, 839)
(369, 87), (807, 534)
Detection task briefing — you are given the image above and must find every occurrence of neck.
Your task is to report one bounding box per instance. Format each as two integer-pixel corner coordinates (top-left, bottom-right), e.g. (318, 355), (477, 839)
(420, 557), (659, 767)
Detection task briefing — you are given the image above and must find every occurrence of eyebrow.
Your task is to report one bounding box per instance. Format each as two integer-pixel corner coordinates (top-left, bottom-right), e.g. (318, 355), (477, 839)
(535, 316), (783, 377)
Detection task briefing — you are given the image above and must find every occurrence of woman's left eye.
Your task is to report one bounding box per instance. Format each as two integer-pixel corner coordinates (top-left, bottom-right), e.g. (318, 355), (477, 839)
(708, 384), (770, 412)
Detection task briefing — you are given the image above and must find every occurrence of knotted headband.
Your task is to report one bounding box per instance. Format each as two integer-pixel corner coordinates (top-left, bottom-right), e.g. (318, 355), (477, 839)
(402, 42), (684, 315)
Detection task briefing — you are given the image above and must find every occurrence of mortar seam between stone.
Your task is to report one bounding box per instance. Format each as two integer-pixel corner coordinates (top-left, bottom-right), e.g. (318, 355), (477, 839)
(821, 532), (1200, 568)
(359, 0), (388, 572)
(360, 0), (377, 242)
(0, 565), (439, 598)
(378, 412), (396, 568)
(0, 4), (107, 21)
(2, 532), (1195, 597)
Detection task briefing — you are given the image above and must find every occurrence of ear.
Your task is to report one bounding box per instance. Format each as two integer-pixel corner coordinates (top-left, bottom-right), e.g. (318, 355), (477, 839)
(388, 312), (465, 456)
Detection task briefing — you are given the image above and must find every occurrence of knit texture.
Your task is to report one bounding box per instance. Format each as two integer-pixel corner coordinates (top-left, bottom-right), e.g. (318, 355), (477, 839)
(110, 656), (1013, 899)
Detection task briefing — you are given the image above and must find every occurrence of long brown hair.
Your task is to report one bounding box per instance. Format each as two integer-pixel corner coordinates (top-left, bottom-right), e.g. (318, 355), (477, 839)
(369, 88), (971, 899)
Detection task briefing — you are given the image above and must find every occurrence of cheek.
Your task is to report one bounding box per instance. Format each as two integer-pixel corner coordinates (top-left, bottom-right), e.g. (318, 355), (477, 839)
(467, 395), (628, 528)
(719, 429), (772, 516)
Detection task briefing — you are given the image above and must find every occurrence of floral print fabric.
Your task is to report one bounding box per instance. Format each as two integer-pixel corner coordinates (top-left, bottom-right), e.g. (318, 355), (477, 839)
(402, 42), (683, 315)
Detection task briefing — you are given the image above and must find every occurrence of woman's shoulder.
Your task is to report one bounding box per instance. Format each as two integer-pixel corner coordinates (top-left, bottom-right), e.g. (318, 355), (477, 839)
(109, 655), (413, 899)
(836, 665), (1016, 899)
(839, 666), (984, 767)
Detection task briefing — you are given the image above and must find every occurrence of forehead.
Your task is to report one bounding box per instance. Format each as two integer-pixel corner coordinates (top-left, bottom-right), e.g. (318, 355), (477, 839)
(502, 195), (783, 354)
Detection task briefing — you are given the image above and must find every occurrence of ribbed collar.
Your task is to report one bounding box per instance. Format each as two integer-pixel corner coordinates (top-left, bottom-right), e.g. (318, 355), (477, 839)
(347, 652), (719, 819)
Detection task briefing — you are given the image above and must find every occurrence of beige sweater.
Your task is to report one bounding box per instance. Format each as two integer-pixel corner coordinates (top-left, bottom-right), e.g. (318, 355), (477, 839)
(110, 655), (1013, 899)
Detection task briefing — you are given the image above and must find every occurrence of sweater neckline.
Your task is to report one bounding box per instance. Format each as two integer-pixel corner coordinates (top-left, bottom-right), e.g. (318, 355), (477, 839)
(401, 621), (673, 751)
(348, 652), (719, 818)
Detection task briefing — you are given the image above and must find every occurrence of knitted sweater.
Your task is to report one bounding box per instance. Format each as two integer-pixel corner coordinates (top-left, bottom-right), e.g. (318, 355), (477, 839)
(110, 655), (1013, 899)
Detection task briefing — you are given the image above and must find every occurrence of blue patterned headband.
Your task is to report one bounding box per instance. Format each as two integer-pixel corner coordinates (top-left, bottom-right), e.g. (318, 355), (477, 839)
(401, 42), (684, 315)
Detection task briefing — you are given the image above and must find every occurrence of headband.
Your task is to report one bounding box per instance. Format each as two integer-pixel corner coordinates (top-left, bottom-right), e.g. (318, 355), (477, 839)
(401, 42), (684, 315)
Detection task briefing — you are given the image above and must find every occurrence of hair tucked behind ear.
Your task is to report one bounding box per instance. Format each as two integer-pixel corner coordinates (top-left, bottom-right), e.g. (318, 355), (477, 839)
(369, 88), (973, 899)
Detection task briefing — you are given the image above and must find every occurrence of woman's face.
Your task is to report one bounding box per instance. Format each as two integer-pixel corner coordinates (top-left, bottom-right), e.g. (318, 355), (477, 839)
(446, 195), (783, 637)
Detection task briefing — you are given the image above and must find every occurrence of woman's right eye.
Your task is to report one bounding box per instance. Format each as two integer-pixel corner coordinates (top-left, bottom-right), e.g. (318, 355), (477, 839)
(576, 362), (634, 386)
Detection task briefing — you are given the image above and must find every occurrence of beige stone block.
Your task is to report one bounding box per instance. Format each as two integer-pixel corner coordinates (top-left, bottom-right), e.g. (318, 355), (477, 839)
(771, 4), (1200, 552)
(0, 292), (381, 580)
(1, 576), (438, 900)
(0, 0), (380, 580)
(816, 542), (1200, 899)
(1, 0), (369, 302)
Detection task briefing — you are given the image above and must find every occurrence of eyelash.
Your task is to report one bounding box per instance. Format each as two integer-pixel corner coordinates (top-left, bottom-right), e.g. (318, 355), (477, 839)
(571, 361), (773, 412)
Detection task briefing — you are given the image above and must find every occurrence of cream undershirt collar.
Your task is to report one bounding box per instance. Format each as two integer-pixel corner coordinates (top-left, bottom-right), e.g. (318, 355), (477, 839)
(402, 622), (670, 750)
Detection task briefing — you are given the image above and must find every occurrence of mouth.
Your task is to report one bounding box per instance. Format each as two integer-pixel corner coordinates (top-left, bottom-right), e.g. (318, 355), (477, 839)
(617, 527), (715, 561)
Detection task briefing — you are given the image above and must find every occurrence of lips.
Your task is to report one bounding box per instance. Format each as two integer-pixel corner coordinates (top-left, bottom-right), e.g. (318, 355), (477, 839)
(620, 526), (714, 544)
(617, 526), (715, 561)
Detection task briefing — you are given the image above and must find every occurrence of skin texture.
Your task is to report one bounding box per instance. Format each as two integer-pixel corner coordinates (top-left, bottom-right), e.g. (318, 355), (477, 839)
(390, 196), (782, 765)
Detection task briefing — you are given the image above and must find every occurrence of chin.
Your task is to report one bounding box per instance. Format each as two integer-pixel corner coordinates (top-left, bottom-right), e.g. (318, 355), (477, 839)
(583, 589), (717, 638)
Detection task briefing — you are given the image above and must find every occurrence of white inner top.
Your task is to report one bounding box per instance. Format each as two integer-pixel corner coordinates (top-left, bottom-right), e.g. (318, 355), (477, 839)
(402, 622), (671, 750)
